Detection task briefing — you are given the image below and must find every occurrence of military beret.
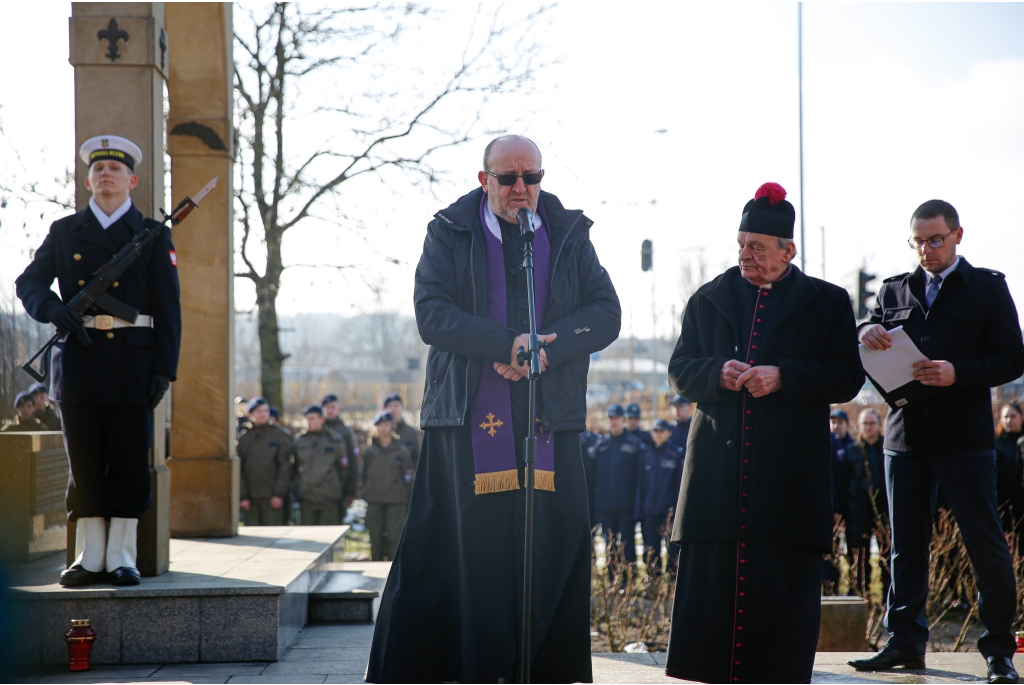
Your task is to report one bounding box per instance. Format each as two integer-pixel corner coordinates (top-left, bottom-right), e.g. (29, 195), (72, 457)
(247, 396), (268, 414)
(29, 382), (48, 395)
(374, 411), (395, 425)
(321, 394), (340, 405)
(607, 404), (625, 418)
(669, 395), (692, 406)
(303, 404), (324, 416)
(739, 182), (795, 239)
(652, 418), (673, 431)
(829, 409), (849, 421)
(79, 135), (142, 171)
(14, 391), (34, 408)
(625, 403), (641, 418)
(269, 406), (281, 419)
(383, 393), (403, 407)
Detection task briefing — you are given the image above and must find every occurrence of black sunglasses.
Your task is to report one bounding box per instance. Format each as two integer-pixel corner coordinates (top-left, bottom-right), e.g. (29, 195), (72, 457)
(485, 170), (543, 186)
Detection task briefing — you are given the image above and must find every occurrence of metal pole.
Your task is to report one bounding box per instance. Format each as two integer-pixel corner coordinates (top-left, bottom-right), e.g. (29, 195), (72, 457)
(651, 267), (657, 408)
(798, 1), (806, 272)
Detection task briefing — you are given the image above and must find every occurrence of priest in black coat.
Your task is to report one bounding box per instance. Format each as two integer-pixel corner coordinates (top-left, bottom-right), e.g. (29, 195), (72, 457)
(664, 183), (864, 684)
(366, 136), (620, 683)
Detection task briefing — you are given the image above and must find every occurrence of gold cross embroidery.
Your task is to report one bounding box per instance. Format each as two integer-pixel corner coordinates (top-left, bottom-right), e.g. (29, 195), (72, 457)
(480, 412), (503, 437)
(535, 417), (545, 434)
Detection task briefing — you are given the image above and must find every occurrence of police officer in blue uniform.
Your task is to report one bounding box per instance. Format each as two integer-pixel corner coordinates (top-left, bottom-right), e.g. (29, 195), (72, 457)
(580, 424), (601, 528)
(15, 135), (181, 588)
(634, 418), (684, 569)
(594, 404), (645, 563)
(669, 395), (692, 451)
(626, 402), (654, 449)
(850, 200), (1024, 684)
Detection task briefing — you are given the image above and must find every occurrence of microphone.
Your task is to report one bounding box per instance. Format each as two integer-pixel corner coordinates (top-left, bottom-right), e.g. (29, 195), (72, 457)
(516, 207), (536, 241)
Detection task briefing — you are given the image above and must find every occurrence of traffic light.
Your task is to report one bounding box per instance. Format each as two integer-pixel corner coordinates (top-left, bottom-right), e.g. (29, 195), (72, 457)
(857, 270), (876, 318)
(641, 239), (653, 271)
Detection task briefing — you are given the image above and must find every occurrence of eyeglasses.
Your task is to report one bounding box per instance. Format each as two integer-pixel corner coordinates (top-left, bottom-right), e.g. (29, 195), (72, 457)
(485, 170), (543, 186)
(907, 232), (955, 250)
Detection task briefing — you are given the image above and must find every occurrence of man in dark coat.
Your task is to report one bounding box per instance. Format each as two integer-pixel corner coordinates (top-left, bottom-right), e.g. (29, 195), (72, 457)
(665, 182), (863, 684)
(849, 200), (1024, 684)
(16, 135), (181, 587)
(367, 135), (620, 683)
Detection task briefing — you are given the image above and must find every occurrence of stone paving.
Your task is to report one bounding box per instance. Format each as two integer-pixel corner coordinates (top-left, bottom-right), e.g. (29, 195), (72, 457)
(19, 620), (998, 684)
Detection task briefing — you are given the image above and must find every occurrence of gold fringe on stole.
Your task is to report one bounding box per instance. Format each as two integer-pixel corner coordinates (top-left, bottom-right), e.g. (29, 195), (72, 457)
(475, 469), (521, 495)
(535, 469), (556, 492)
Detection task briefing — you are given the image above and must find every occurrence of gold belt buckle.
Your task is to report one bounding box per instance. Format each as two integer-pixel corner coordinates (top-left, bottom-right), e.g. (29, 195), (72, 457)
(94, 315), (114, 330)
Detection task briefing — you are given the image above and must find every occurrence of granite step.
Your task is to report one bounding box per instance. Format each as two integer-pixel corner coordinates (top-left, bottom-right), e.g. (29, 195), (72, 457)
(308, 570), (384, 624)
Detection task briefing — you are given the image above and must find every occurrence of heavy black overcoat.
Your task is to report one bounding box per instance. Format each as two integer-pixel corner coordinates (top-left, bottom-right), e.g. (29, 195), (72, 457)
(15, 205), (181, 405)
(669, 266), (864, 551)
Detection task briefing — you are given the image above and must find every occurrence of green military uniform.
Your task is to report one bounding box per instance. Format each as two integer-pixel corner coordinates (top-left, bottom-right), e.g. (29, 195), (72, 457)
(394, 419), (422, 469)
(362, 435), (414, 561)
(295, 426), (355, 525)
(237, 422), (293, 526)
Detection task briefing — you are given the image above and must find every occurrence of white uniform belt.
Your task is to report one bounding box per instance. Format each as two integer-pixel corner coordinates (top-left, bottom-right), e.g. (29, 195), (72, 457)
(81, 315), (153, 330)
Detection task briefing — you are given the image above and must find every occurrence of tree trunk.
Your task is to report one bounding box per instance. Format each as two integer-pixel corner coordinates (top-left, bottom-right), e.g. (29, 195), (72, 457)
(256, 228), (288, 409)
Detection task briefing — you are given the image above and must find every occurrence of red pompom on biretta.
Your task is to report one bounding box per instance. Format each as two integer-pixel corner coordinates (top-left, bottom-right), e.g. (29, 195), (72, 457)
(754, 182), (787, 205)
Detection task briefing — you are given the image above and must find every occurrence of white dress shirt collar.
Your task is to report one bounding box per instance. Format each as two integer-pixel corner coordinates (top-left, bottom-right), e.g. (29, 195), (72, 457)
(88, 197), (133, 230)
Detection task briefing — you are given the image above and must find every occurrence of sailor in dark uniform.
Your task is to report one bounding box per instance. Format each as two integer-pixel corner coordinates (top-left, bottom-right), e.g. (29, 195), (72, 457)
(665, 183), (862, 683)
(15, 135), (181, 587)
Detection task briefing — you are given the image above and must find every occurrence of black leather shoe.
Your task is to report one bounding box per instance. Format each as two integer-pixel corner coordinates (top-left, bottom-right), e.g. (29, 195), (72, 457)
(848, 644), (925, 671)
(110, 567), (141, 586)
(988, 656), (1019, 684)
(59, 565), (109, 587)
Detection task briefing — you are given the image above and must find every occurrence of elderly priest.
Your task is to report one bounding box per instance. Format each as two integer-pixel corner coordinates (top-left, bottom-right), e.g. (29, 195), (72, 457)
(664, 183), (864, 684)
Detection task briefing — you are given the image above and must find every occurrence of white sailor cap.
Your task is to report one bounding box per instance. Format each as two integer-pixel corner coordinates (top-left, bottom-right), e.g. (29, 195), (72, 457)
(78, 135), (142, 171)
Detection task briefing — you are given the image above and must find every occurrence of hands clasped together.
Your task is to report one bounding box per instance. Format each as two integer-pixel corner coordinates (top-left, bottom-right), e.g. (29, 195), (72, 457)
(859, 324), (956, 386)
(493, 332), (557, 381)
(718, 359), (782, 398)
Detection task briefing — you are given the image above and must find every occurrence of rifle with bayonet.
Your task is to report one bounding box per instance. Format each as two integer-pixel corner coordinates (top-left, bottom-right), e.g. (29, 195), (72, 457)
(22, 176), (219, 383)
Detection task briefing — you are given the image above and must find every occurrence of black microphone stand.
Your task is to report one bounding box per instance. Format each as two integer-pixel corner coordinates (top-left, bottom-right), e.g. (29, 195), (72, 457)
(515, 206), (543, 684)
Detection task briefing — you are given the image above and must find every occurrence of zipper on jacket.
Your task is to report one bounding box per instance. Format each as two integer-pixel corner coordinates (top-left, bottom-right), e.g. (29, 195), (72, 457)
(551, 212), (584, 278)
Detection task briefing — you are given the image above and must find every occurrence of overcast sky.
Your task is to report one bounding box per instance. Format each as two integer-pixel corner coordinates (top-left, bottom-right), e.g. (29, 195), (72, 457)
(2, 2), (1023, 342)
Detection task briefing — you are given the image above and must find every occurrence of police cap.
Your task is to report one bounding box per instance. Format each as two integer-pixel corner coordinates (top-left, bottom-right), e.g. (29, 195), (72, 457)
(607, 404), (625, 418)
(269, 407), (281, 419)
(79, 135), (142, 172)
(303, 404), (324, 417)
(382, 393), (403, 408)
(247, 396), (268, 414)
(374, 411), (395, 425)
(652, 419), (673, 431)
(829, 409), (849, 422)
(625, 403), (641, 418)
(670, 395), (692, 406)
(321, 394), (340, 405)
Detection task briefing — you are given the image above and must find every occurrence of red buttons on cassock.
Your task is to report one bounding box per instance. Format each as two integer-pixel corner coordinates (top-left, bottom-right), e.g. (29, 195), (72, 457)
(736, 643), (742, 648)
(753, 332), (759, 337)
(749, 360), (755, 364)
(739, 577), (744, 581)
(751, 345), (758, 350)
(745, 426), (751, 430)
(740, 559), (746, 564)
(743, 476), (748, 480)
(759, 304), (765, 309)
(741, 526), (746, 530)
(741, 543), (746, 547)
(737, 626), (743, 630)
(740, 592), (745, 596)
(756, 318), (762, 323)
(745, 442), (750, 447)
(744, 459), (749, 463)
(746, 410), (752, 414)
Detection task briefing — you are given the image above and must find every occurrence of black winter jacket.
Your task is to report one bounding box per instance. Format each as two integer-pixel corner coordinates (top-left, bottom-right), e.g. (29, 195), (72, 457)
(669, 266), (864, 551)
(414, 188), (621, 432)
(864, 259), (1024, 455)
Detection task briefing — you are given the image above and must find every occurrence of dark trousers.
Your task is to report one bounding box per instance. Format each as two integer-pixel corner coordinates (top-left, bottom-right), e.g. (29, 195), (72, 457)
(61, 403), (152, 520)
(598, 510), (636, 563)
(365, 502), (408, 561)
(885, 452), (1016, 658)
(242, 499), (286, 526)
(300, 502), (341, 526)
(640, 511), (679, 567)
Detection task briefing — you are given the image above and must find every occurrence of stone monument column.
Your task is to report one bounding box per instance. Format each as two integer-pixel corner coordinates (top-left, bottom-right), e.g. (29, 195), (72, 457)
(69, 1), (171, 575)
(165, 3), (239, 538)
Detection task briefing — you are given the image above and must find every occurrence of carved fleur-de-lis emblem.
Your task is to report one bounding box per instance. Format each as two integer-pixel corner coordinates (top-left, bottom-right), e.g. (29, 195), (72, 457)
(98, 18), (129, 62)
(479, 412), (503, 437)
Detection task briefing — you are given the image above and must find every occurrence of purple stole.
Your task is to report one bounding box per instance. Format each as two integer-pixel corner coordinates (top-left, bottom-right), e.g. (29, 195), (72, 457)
(470, 194), (556, 495)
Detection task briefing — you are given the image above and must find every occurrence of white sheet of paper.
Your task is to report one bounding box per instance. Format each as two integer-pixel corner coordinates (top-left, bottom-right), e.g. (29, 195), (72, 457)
(858, 326), (930, 392)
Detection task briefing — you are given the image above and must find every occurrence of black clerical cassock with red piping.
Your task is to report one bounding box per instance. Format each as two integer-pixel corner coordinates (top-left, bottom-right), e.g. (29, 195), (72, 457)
(664, 184), (864, 683)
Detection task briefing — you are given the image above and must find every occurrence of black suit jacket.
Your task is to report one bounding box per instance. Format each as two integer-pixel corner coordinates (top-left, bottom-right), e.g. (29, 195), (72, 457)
(865, 258), (1024, 455)
(15, 205), (182, 405)
(669, 266), (864, 551)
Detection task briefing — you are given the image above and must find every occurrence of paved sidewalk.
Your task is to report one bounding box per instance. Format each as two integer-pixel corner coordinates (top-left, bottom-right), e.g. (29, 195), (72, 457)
(19, 622), (995, 683)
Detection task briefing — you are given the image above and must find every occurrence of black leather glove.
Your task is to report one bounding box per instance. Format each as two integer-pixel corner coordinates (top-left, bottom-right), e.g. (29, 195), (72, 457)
(149, 375), (171, 410)
(43, 300), (88, 339)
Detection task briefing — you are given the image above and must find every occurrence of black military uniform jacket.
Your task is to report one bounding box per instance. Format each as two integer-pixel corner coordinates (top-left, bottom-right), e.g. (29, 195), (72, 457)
(15, 204), (182, 405)
(865, 258), (1024, 455)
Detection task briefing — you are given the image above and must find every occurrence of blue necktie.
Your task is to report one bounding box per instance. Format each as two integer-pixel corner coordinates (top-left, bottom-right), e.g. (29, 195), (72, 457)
(926, 274), (943, 308)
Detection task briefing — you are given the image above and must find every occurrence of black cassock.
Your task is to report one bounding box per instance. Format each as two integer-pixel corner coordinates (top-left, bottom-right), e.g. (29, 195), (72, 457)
(366, 218), (593, 684)
(665, 266), (863, 684)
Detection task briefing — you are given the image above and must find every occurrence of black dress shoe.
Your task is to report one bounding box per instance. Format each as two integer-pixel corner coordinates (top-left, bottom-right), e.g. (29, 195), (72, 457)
(59, 565), (109, 587)
(848, 644), (925, 671)
(110, 567), (141, 586)
(988, 656), (1019, 684)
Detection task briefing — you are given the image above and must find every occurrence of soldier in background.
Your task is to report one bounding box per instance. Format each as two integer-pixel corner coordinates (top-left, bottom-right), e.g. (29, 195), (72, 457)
(634, 419), (685, 571)
(30, 383), (62, 431)
(295, 404), (355, 525)
(2, 392), (45, 432)
(237, 397), (293, 526)
(362, 411), (414, 561)
(383, 393), (422, 471)
(669, 395), (692, 451)
(594, 404), (645, 564)
(626, 402), (653, 449)
(322, 392), (360, 467)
